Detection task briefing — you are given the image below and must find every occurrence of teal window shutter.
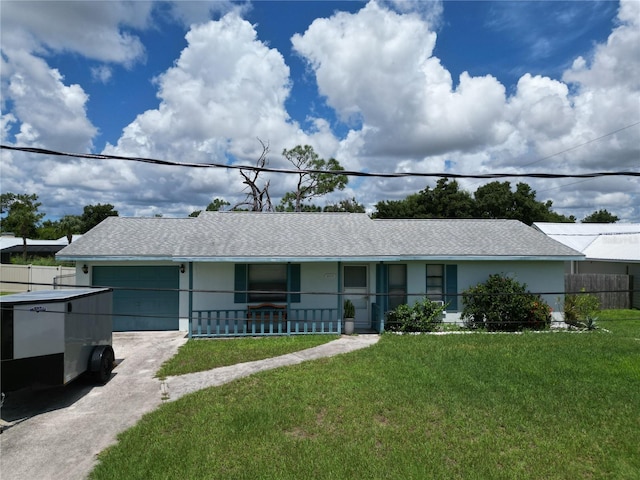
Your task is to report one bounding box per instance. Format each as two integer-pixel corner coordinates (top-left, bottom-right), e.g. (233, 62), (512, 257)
(234, 264), (247, 303)
(445, 265), (458, 311)
(289, 264), (301, 303)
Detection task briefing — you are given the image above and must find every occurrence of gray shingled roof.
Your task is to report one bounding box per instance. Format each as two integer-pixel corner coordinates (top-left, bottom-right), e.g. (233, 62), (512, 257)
(57, 217), (195, 259)
(57, 212), (583, 261)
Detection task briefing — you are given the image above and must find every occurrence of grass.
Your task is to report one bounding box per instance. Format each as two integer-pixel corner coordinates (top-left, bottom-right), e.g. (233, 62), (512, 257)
(156, 335), (340, 378)
(91, 310), (640, 479)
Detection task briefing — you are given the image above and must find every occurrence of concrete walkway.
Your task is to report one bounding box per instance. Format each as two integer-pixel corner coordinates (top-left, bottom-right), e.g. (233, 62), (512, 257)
(162, 334), (380, 402)
(0, 332), (379, 480)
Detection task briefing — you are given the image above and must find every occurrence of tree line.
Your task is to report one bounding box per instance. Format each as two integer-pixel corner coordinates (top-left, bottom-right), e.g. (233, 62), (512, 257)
(1, 193), (118, 259)
(0, 144), (619, 260)
(373, 178), (618, 225)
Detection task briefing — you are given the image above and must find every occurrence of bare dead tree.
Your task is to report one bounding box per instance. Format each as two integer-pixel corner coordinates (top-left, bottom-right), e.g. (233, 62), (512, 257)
(233, 139), (274, 212)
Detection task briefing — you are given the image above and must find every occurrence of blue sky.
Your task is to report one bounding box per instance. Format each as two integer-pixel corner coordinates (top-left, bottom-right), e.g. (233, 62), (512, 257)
(1, 1), (638, 222)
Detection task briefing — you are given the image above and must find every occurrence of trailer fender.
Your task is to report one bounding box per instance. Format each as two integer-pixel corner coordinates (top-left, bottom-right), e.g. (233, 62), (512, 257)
(89, 345), (115, 384)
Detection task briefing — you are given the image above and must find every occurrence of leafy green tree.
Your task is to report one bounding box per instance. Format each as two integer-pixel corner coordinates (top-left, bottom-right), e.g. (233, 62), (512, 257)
(80, 204), (118, 233)
(37, 220), (61, 239)
(421, 178), (474, 218)
(372, 193), (425, 219)
(276, 202), (322, 212)
(323, 197), (365, 213)
(374, 180), (574, 224)
(207, 198), (230, 212)
(0, 192), (16, 214)
(474, 181), (515, 218)
(474, 181), (574, 224)
(1, 193), (46, 260)
(58, 215), (83, 243)
(582, 209), (618, 223)
(373, 179), (474, 219)
(37, 215), (84, 241)
(190, 198), (230, 217)
(512, 183), (575, 225)
(279, 145), (348, 212)
(511, 183), (548, 225)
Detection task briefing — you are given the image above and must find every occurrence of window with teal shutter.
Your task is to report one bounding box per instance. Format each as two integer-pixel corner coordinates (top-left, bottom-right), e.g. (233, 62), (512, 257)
(289, 264), (301, 303)
(388, 264), (407, 310)
(234, 263), (301, 303)
(426, 264), (444, 301)
(426, 264), (458, 311)
(445, 265), (458, 311)
(234, 264), (247, 303)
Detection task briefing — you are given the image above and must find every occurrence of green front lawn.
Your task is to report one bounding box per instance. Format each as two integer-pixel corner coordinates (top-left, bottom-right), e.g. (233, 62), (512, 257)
(92, 311), (640, 479)
(157, 334), (339, 378)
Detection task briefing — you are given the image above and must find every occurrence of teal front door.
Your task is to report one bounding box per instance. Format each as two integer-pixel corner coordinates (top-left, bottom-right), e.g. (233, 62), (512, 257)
(92, 266), (179, 331)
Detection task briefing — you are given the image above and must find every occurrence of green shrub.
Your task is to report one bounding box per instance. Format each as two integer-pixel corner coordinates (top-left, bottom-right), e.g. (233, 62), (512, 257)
(385, 298), (446, 333)
(461, 274), (551, 331)
(564, 290), (600, 329)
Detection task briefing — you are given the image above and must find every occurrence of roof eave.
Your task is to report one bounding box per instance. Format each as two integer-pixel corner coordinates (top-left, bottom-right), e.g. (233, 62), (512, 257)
(172, 254), (586, 263)
(55, 255), (175, 262)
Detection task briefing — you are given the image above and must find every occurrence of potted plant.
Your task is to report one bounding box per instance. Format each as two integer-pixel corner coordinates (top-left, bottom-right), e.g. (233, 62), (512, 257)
(343, 299), (355, 335)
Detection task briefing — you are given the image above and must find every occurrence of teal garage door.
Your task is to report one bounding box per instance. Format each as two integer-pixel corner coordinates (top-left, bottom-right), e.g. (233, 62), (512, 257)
(93, 266), (179, 331)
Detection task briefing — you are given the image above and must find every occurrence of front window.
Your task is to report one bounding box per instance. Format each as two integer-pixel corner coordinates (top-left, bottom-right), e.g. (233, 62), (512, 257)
(248, 264), (287, 302)
(426, 264), (444, 302)
(388, 264), (407, 310)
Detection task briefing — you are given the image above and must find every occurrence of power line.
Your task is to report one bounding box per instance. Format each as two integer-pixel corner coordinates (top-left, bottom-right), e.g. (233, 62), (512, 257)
(2, 144), (639, 180)
(519, 121), (640, 169)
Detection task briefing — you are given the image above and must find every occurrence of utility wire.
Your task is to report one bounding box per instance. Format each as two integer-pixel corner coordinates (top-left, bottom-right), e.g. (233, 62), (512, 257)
(519, 121), (640, 168)
(2, 144), (639, 180)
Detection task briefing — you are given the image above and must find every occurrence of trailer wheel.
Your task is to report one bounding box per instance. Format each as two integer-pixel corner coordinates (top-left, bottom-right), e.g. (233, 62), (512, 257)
(90, 345), (115, 384)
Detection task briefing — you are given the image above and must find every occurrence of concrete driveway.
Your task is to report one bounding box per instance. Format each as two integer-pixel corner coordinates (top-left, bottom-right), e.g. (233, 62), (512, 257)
(0, 332), (380, 480)
(0, 331), (188, 480)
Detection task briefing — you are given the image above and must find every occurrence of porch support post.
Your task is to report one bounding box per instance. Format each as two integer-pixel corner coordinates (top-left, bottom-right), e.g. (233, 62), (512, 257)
(337, 261), (342, 334)
(286, 262), (292, 335)
(377, 261), (386, 332)
(188, 261), (193, 338)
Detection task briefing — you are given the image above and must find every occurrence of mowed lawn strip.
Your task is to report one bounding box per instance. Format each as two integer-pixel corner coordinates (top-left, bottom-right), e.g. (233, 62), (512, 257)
(157, 334), (340, 378)
(92, 311), (640, 480)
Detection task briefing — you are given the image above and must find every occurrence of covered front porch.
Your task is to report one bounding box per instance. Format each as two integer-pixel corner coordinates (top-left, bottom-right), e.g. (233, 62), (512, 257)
(183, 260), (391, 338)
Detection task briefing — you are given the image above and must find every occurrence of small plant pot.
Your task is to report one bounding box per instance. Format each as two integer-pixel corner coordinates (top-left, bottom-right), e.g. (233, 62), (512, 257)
(344, 318), (355, 335)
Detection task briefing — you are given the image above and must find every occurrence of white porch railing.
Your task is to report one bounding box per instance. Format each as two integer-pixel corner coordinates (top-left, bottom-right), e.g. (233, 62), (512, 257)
(190, 307), (340, 337)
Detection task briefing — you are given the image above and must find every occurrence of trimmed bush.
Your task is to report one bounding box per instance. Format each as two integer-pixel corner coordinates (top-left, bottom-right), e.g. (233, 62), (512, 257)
(385, 298), (446, 333)
(461, 274), (551, 331)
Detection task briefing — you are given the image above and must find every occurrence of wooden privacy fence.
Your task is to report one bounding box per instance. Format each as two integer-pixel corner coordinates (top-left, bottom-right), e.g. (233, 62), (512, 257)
(565, 274), (633, 310)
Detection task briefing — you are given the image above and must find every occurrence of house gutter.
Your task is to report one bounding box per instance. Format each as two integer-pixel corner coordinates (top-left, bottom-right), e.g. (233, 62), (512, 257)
(57, 254), (585, 263)
(171, 255), (586, 263)
(55, 255), (176, 262)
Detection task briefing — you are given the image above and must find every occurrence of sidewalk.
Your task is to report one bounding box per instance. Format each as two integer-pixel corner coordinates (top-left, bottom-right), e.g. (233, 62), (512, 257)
(162, 334), (380, 402)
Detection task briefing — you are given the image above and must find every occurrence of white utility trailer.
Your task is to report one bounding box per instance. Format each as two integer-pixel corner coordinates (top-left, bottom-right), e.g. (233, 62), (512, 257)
(1, 288), (114, 393)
